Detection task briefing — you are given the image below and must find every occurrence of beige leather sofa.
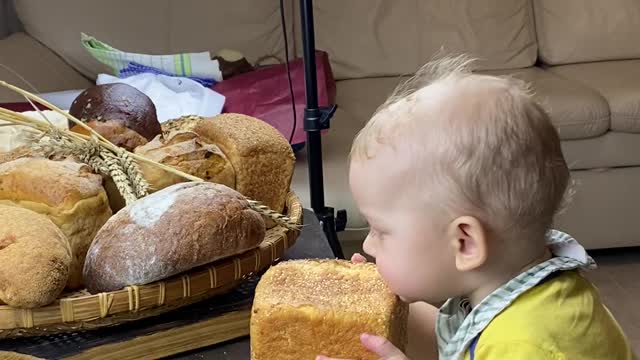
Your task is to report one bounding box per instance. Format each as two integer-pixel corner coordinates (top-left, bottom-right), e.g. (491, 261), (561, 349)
(2, 0), (639, 250)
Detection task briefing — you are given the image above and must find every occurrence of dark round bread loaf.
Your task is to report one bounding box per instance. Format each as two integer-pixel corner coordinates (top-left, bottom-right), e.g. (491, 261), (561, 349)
(69, 83), (161, 150)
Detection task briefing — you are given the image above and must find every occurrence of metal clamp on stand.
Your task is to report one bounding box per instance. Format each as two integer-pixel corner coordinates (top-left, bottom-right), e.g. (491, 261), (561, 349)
(299, 0), (345, 259)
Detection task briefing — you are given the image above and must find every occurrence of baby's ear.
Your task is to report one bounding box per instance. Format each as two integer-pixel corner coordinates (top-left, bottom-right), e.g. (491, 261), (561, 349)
(448, 216), (488, 272)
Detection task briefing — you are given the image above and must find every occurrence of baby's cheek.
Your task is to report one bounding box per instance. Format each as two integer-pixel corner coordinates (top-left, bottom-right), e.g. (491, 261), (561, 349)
(376, 259), (413, 297)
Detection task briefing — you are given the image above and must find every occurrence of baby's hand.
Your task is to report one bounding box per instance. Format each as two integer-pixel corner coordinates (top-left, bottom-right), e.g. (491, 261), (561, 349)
(316, 333), (409, 360)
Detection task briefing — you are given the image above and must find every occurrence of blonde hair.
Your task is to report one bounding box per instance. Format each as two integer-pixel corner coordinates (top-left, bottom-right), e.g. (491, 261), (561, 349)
(351, 54), (571, 240)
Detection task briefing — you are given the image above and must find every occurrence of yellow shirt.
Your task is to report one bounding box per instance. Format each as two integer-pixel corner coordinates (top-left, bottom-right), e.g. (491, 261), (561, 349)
(463, 270), (634, 360)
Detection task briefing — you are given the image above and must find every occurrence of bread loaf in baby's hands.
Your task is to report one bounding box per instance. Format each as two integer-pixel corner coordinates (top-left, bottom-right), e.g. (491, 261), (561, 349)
(0, 158), (112, 290)
(83, 182), (265, 294)
(250, 260), (409, 360)
(0, 205), (72, 308)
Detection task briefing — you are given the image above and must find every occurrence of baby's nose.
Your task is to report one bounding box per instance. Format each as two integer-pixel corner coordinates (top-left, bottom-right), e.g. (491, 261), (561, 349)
(362, 234), (377, 258)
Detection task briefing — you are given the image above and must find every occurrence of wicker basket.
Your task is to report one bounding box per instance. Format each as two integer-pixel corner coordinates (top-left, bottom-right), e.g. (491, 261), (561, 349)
(0, 192), (303, 339)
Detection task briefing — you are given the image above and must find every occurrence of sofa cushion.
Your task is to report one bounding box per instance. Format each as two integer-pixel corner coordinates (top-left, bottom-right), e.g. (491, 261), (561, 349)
(533, 0), (640, 65)
(555, 166), (640, 249)
(562, 132), (640, 170)
(0, 32), (92, 103)
(298, 0), (537, 80)
(15, 0), (294, 80)
(549, 60), (640, 134)
(481, 67), (610, 140)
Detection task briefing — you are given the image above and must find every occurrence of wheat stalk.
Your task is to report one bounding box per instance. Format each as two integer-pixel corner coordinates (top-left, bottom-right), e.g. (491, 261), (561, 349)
(0, 81), (299, 230)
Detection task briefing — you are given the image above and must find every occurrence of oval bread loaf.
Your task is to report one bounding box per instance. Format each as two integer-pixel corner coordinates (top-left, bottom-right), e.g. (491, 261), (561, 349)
(83, 182), (266, 294)
(0, 205), (72, 308)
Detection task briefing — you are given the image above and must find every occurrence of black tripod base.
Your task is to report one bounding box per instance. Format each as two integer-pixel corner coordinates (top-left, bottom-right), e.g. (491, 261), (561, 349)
(315, 207), (346, 259)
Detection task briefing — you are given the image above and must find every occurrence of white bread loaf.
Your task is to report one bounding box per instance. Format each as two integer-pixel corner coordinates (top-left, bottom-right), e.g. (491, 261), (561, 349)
(0, 205), (72, 308)
(250, 259), (409, 360)
(0, 110), (68, 153)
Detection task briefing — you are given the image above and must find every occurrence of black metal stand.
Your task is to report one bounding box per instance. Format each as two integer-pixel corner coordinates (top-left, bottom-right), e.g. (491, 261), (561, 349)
(299, 0), (345, 259)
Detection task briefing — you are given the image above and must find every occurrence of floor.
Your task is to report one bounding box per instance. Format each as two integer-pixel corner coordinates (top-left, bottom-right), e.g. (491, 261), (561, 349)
(585, 248), (640, 355)
(343, 241), (640, 355)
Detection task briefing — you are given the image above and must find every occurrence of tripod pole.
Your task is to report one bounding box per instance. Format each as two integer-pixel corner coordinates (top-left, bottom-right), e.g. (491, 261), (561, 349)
(299, 0), (344, 259)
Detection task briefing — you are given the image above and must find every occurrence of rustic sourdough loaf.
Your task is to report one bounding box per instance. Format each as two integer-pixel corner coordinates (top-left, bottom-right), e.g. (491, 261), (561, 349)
(250, 259), (409, 360)
(83, 181), (265, 294)
(134, 130), (236, 192)
(0, 158), (112, 289)
(0, 205), (72, 308)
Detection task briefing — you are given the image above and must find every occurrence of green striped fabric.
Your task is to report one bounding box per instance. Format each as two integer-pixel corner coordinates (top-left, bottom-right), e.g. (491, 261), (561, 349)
(80, 33), (221, 82)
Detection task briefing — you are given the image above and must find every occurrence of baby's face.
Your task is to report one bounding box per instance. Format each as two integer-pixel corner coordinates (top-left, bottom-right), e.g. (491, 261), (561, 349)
(349, 146), (461, 305)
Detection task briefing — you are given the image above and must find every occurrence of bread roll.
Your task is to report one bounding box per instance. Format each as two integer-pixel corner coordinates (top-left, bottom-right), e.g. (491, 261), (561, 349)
(0, 158), (112, 289)
(83, 182), (265, 294)
(69, 83), (161, 151)
(0, 205), (72, 308)
(134, 131), (236, 192)
(250, 260), (409, 360)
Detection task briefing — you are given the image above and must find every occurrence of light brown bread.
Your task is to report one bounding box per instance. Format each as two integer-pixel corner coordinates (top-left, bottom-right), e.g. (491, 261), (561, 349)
(194, 114), (295, 214)
(134, 131), (236, 192)
(250, 259), (409, 360)
(83, 182), (265, 294)
(0, 205), (72, 308)
(0, 351), (44, 360)
(0, 158), (112, 289)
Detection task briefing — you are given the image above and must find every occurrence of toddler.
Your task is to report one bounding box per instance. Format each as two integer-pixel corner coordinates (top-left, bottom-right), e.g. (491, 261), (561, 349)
(319, 55), (634, 360)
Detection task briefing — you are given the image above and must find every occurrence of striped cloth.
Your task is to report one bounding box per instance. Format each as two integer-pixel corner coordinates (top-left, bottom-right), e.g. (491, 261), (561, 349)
(81, 33), (222, 85)
(436, 230), (597, 360)
(119, 62), (216, 87)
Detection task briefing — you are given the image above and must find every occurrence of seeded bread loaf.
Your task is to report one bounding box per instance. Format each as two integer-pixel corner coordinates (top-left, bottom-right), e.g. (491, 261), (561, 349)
(0, 205), (72, 308)
(250, 259), (409, 360)
(194, 114), (295, 214)
(83, 182), (265, 294)
(0, 158), (112, 289)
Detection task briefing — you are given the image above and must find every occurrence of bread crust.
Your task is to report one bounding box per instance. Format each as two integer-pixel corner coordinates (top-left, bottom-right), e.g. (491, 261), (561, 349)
(69, 83), (161, 151)
(0, 158), (112, 289)
(83, 182), (265, 294)
(134, 131), (236, 192)
(0, 205), (71, 308)
(250, 259), (409, 360)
